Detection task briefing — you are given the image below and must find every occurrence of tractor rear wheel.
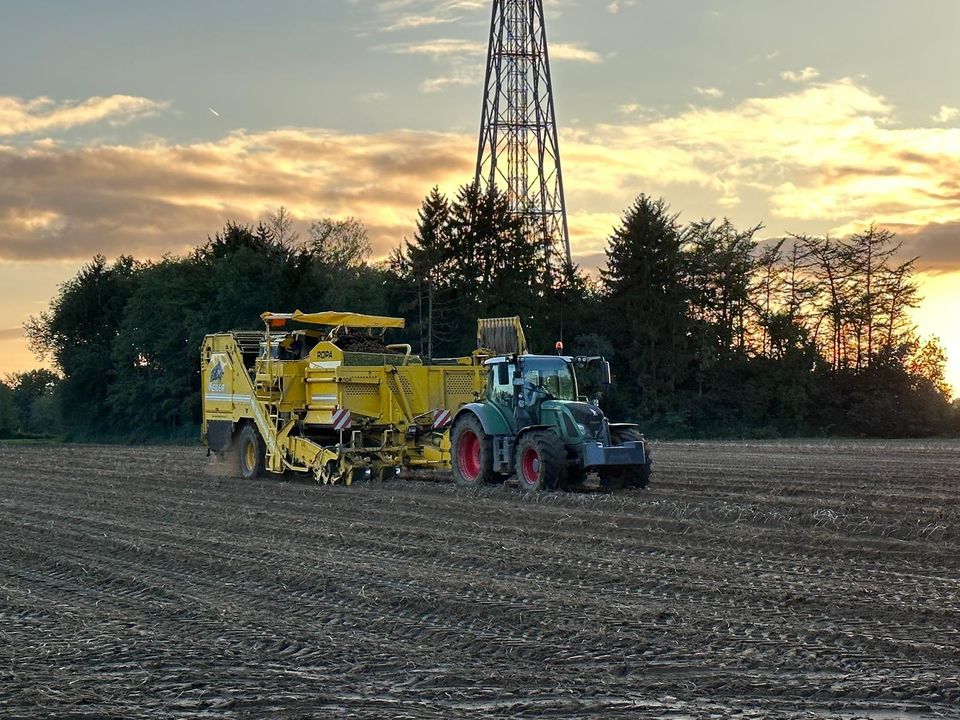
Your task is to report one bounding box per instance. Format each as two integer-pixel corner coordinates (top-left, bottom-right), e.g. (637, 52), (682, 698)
(515, 430), (564, 494)
(451, 415), (497, 488)
(605, 428), (652, 489)
(238, 424), (265, 481)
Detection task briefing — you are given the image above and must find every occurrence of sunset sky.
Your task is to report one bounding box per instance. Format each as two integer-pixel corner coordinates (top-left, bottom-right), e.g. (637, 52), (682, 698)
(1, 0), (959, 394)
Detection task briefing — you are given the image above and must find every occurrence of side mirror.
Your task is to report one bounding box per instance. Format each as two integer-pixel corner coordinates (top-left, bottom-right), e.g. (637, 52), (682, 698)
(601, 360), (612, 387)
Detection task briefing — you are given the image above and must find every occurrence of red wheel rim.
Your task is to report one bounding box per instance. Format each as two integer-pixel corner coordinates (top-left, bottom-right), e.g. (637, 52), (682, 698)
(458, 430), (482, 480)
(521, 447), (540, 485)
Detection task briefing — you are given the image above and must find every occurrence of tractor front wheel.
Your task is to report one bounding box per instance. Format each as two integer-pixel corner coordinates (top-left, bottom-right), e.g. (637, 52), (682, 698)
(451, 415), (496, 488)
(515, 431), (564, 494)
(238, 424), (265, 481)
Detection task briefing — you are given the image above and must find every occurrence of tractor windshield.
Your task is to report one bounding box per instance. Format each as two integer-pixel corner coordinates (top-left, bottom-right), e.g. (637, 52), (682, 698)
(521, 357), (577, 401)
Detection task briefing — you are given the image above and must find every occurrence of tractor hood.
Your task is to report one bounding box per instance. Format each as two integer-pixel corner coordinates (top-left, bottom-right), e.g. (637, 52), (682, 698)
(565, 402), (606, 437)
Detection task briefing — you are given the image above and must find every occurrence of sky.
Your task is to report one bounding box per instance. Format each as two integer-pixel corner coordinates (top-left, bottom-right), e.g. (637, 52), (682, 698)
(1, 0), (959, 393)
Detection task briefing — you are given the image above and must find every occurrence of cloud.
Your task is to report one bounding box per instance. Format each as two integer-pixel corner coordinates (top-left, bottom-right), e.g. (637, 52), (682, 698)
(694, 86), (724, 98)
(380, 14), (459, 33)
(887, 221), (960, 272)
(569, 78), (960, 238)
(378, 38), (484, 93)
(0, 129), (475, 262)
(364, 0), (575, 32)
(0, 95), (166, 137)
(606, 1), (637, 13)
(361, 0), (487, 38)
(377, 14), (602, 93)
(0, 327), (23, 341)
(358, 91), (389, 104)
(383, 38), (485, 58)
(932, 106), (959, 124)
(420, 65), (483, 93)
(384, 37), (600, 63)
(781, 67), (820, 83)
(3, 78), (960, 276)
(551, 43), (603, 63)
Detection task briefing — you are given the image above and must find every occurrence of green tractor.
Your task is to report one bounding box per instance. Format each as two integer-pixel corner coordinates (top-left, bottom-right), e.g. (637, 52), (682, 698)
(449, 319), (652, 493)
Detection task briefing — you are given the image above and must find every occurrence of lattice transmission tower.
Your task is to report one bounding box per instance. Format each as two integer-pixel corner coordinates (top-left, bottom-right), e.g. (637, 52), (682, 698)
(476, 0), (571, 272)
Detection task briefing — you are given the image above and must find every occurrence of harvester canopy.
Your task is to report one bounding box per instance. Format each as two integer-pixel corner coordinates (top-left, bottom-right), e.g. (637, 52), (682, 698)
(477, 316), (528, 355)
(261, 311), (405, 329)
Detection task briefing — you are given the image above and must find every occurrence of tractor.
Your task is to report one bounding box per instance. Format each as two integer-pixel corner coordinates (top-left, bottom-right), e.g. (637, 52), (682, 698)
(449, 320), (652, 492)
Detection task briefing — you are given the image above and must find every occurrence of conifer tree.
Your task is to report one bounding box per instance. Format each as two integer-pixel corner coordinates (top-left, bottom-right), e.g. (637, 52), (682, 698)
(601, 195), (690, 416)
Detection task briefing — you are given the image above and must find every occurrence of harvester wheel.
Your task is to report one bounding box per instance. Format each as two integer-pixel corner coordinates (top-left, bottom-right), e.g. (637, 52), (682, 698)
(450, 415), (496, 488)
(605, 428), (652, 489)
(238, 424), (265, 481)
(515, 430), (564, 494)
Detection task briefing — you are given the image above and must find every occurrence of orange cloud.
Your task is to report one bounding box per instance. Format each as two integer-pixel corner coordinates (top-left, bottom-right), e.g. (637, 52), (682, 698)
(3, 78), (960, 275)
(564, 79), (960, 267)
(0, 129), (475, 261)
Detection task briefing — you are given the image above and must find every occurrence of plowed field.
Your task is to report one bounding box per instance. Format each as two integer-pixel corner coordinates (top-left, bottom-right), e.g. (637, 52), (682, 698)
(1, 440), (958, 718)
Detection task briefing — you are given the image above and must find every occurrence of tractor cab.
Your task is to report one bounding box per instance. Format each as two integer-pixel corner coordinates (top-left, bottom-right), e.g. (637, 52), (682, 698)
(447, 316), (652, 493)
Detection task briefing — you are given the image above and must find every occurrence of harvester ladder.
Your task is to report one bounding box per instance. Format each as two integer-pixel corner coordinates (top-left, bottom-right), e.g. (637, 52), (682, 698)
(265, 394), (281, 467)
(252, 357), (285, 471)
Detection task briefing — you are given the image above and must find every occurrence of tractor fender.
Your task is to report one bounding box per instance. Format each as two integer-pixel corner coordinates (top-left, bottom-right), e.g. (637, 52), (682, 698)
(453, 403), (512, 437)
(515, 424), (559, 441)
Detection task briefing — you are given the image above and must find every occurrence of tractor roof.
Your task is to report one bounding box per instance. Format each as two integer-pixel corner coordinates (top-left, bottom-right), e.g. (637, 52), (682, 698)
(484, 354), (574, 365)
(261, 310), (405, 330)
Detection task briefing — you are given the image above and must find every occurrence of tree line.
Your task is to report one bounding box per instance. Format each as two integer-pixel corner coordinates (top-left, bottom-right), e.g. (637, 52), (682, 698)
(593, 197), (955, 436)
(10, 185), (959, 442)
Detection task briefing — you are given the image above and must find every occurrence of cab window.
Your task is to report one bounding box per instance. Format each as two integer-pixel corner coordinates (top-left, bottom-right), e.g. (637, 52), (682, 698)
(521, 358), (577, 401)
(489, 362), (516, 407)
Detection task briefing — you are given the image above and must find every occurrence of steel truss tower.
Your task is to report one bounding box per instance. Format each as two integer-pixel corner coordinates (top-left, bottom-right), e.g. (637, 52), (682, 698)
(476, 0), (572, 271)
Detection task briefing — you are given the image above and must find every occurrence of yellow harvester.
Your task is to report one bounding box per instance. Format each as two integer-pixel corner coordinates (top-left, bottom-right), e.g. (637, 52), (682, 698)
(201, 311), (486, 483)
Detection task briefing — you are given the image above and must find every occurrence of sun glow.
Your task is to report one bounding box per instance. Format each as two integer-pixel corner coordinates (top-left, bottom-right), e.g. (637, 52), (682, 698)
(913, 272), (960, 398)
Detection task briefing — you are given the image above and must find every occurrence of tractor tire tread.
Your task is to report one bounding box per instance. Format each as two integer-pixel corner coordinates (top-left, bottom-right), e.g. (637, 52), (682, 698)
(450, 415), (497, 488)
(515, 430), (565, 493)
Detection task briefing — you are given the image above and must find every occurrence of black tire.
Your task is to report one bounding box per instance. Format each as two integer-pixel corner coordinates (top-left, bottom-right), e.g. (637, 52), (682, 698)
(238, 424), (265, 481)
(515, 430), (564, 493)
(450, 414), (497, 488)
(606, 427), (652, 489)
